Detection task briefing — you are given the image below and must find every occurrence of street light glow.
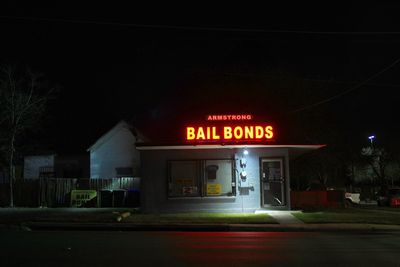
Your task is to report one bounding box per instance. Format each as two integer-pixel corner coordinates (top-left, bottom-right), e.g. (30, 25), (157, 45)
(368, 135), (375, 146)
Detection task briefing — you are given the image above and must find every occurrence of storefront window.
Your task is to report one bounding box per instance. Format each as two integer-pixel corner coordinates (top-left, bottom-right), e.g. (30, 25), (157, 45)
(169, 161), (200, 197)
(205, 160), (233, 196)
(168, 159), (234, 198)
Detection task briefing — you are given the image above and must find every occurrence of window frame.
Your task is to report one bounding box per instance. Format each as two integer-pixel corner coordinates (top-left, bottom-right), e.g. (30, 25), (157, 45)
(167, 158), (236, 199)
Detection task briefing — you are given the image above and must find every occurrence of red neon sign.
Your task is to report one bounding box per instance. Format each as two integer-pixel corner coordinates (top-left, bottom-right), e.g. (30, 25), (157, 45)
(186, 125), (274, 141)
(206, 114), (253, 121)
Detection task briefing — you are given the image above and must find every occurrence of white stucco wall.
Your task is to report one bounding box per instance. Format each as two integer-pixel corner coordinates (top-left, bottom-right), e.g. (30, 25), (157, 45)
(23, 155), (55, 179)
(89, 126), (140, 179)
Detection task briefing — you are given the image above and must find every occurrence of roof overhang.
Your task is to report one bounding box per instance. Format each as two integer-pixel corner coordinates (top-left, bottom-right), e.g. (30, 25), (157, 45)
(136, 144), (326, 150)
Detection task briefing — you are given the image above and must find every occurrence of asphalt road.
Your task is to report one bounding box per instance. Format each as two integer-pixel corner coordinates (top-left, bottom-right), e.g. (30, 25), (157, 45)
(1, 230), (400, 267)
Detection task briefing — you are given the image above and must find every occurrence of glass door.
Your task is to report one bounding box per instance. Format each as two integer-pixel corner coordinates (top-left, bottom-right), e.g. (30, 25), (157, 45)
(261, 158), (285, 206)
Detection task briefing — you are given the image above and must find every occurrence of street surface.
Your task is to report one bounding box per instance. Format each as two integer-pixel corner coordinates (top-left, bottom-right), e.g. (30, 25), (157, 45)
(1, 230), (400, 266)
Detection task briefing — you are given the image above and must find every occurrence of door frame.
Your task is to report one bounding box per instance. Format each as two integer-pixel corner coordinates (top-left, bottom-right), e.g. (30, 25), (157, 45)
(259, 157), (286, 208)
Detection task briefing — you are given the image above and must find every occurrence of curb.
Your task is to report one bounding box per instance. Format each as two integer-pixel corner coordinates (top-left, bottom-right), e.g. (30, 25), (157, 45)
(0, 223), (32, 231)
(9, 222), (400, 233)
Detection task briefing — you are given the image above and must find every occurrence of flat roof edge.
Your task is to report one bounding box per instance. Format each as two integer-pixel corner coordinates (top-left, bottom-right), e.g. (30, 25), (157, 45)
(136, 144), (326, 150)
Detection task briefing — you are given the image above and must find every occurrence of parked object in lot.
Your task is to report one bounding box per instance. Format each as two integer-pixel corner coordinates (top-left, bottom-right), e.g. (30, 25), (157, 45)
(377, 187), (400, 207)
(345, 192), (361, 205)
(390, 195), (400, 207)
(291, 189), (345, 209)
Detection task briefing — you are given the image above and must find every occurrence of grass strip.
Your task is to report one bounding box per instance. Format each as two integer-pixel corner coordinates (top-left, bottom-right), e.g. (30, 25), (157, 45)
(292, 208), (400, 225)
(124, 212), (277, 224)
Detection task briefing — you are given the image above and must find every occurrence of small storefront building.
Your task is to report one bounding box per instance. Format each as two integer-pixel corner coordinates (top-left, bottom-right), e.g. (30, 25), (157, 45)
(137, 114), (324, 213)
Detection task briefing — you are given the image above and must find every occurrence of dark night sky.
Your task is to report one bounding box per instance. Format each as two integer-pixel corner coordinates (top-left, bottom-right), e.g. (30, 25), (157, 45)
(2, 3), (400, 154)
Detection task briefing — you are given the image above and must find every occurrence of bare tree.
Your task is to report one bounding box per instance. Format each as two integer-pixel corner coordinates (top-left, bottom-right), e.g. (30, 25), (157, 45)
(0, 64), (55, 207)
(361, 146), (391, 188)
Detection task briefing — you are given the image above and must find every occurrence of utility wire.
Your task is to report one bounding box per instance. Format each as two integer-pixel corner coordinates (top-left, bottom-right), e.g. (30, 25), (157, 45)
(304, 79), (400, 88)
(3, 15), (400, 35)
(290, 57), (400, 113)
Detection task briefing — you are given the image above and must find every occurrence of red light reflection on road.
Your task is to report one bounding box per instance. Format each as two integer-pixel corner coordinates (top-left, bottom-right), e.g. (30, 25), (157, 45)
(159, 231), (309, 266)
(168, 231), (304, 238)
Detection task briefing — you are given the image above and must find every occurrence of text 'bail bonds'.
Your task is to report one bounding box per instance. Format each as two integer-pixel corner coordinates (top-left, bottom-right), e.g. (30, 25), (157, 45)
(186, 125), (274, 141)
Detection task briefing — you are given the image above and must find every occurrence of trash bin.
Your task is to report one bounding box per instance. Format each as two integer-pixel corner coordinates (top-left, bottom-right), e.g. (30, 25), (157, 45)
(100, 190), (113, 207)
(126, 189), (140, 207)
(112, 189), (126, 207)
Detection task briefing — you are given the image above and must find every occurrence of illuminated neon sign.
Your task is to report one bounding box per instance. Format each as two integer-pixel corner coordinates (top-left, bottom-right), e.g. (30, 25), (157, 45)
(185, 114), (274, 142)
(206, 114), (253, 121)
(186, 125), (274, 141)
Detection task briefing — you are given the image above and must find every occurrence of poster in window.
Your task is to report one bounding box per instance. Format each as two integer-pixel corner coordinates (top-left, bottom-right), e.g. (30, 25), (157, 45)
(207, 184), (222, 195)
(182, 186), (197, 196)
(206, 165), (219, 179)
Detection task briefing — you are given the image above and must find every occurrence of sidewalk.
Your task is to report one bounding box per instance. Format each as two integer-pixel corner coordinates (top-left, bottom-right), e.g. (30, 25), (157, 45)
(1, 208), (400, 233)
(256, 210), (304, 224)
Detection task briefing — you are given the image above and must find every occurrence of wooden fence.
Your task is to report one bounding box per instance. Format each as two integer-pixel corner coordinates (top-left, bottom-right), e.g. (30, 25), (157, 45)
(0, 177), (140, 207)
(39, 178), (78, 208)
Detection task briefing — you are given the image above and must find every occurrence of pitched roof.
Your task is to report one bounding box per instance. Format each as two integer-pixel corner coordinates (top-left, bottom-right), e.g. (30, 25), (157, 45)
(86, 120), (149, 152)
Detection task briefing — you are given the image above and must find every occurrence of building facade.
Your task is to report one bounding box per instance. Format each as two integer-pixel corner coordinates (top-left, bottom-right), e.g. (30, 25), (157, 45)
(23, 153), (89, 179)
(87, 120), (144, 179)
(138, 145), (322, 213)
(137, 114), (324, 212)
